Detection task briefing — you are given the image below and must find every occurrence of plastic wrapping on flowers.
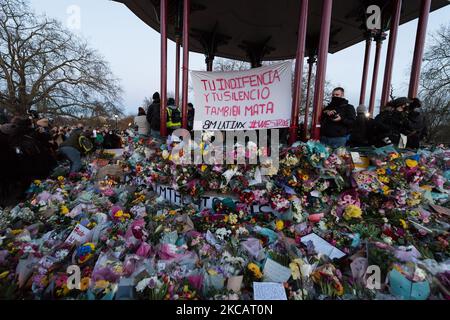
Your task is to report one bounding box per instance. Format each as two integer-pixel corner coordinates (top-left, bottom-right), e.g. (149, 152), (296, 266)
(0, 134), (449, 300)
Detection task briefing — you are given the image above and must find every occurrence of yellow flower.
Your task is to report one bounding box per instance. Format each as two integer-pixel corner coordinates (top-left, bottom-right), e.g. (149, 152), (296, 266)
(80, 277), (90, 291)
(411, 192), (421, 200)
(389, 164), (397, 170)
(382, 185), (391, 195)
(289, 262), (300, 280)
(60, 205), (69, 215)
(229, 213), (238, 225)
(94, 280), (109, 289)
(87, 221), (97, 229)
(200, 164), (208, 172)
(57, 176), (65, 182)
(33, 180), (41, 186)
(377, 168), (386, 175)
(378, 176), (390, 184)
(0, 271), (9, 279)
(113, 265), (123, 274)
(390, 153), (400, 160)
(405, 159), (418, 168)
(301, 174), (309, 181)
(208, 269), (218, 276)
(11, 229), (23, 235)
(62, 285), (70, 296)
(247, 263), (263, 279)
(399, 219), (408, 229)
(169, 210), (178, 216)
(343, 205), (362, 221)
(275, 220), (284, 231)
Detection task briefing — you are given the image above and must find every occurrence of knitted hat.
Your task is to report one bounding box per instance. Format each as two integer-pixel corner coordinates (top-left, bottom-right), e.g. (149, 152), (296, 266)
(356, 105), (367, 114)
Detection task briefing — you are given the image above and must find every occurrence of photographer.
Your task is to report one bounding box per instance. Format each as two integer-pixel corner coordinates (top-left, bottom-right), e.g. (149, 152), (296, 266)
(320, 87), (356, 148)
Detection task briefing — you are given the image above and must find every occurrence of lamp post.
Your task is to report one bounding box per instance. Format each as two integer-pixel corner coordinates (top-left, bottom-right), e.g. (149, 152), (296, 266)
(114, 114), (118, 130)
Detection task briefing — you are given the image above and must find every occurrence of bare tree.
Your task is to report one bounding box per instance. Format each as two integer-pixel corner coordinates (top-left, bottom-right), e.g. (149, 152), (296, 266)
(0, 0), (123, 119)
(213, 58), (250, 72)
(419, 24), (450, 143)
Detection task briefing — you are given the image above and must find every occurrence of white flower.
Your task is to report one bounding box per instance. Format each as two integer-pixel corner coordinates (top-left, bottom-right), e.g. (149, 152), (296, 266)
(228, 293), (240, 300)
(292, 289), (308, 300)
(413, 268), (427, 282)
(300, 263), (314, 278)
(215, 228), (231, 241)
(382, 236), (393, 245)
(55, 249), (69, 261)
(318, 220), (328, 231)
(236, 227), (249, 237)
(135, 278), (151, 293)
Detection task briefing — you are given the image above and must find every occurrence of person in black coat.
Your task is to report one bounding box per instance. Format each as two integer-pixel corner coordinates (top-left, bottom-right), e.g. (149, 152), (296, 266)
(146, 92), (162, 139)
(406, 98), (427, 149)
(349, 105), (372, 147)
(373, 97), (410, 147)
(187, 103), (195, 131)
(320, 87), (356, 148)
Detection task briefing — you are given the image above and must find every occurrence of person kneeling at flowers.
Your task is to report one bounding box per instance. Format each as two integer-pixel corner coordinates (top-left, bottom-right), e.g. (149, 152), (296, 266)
(58, 125), (93, 174)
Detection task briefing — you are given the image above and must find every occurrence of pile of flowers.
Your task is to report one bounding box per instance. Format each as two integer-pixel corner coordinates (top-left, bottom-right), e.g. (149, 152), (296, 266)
(0, 132), (449, 300)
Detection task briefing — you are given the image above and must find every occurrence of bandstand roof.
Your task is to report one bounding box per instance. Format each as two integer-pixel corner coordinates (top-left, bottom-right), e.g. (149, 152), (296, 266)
(113, 0), (449, 61)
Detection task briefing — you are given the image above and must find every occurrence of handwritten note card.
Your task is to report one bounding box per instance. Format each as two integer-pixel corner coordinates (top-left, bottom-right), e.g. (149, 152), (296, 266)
(263, 258), (292, 283)
(301, 233), (346, 260)
(65, 224), (92, 245)
(253, 282), (287, 300)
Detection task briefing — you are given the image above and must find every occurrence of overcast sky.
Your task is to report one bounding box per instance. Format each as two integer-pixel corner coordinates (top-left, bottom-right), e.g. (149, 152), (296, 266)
(29, 0), (450, 116)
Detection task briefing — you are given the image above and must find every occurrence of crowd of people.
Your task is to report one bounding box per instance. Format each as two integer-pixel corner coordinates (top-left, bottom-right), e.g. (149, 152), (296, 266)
(319, 87), (428, 150)
(134, 88), (428, 151)
(0, 111), (122, 206)
(133, 92), (195, 139)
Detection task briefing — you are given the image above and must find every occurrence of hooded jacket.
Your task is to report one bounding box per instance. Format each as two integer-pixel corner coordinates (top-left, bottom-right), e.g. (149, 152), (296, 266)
(406, 110), (427, 149)
(349, 114), (372, 147)
(373, 110), (409, 146)
(320, 97), (356, 138)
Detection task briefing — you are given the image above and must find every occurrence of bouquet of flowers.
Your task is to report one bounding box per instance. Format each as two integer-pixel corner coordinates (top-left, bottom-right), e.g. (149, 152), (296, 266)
(311, 263), (344, 298)
(135, 275), (170, 300)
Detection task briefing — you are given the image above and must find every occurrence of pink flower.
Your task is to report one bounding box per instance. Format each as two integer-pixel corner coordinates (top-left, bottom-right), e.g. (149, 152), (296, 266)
(136, 242), (152, 258)
(188, 274), (204, 291)
(55, 275), (68, 287)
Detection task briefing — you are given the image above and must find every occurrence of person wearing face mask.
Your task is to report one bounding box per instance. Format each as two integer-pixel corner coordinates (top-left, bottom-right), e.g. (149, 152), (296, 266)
(373, 97), (410, 147)
(320, 87), (356, 148)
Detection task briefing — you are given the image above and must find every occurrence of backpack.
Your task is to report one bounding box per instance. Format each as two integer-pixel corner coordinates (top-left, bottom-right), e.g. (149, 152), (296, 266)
(79, 135), (94, 153)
